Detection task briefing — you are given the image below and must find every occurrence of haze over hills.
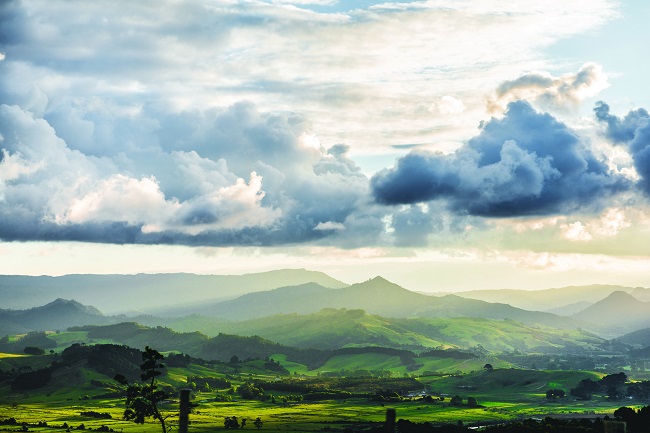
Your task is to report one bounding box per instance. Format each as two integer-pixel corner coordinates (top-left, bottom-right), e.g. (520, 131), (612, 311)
(0, 298), (109, 334)
(454, 284), (649, 312)
(0, 269), (346, 314)
(4, 270), (650, 340)
(572, 291), (650, 332)
(191, 276), (580, 329)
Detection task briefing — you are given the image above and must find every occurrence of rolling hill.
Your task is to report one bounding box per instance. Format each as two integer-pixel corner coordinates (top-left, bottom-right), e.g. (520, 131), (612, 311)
(193, 276), (581, 329)
(213, 308), (605, 353)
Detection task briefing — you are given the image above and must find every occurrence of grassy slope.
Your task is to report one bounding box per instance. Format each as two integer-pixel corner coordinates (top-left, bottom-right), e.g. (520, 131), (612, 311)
(0, 365), (634, 433)
(215, 309), (604, 352)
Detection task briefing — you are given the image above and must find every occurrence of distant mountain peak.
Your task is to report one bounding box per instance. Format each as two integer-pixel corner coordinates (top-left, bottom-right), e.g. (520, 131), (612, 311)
(40, 298), (103, 316)
(604, 290), (638, 301)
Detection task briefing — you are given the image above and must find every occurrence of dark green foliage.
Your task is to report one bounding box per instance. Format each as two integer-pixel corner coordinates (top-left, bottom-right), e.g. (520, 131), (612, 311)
(237, 382), (265, 400)
(63, 343), (142, 381)
(80, 411), (112, 419)
(224, 416), (240, 429)
(545, 389), (565, 399)
(23, 346), (45, 355)
(254, 417), (263, 430)
(570, 378), (601, 400)
(263, 358), (290, 375)
(303, 390), (353, 401)
(187, 375), (231, 390)
(626, 380), (650, 401)
(11, 367), (52, 390)
(418, 349), (476, 359)
(602, 372), (627, 399)
(450, 395), (463, 406)
(484, 363), (494, 371)
(614, 405), (650, 432)
(165, 353), (191, 367)
(467, 396), (478, 407)
(77, 323), (209, 355)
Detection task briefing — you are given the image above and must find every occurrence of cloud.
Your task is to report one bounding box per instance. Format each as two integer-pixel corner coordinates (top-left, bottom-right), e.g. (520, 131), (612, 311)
(0, 0), (618, 152)
(372, 101), (628, 217)
(594, 101), (650, 194)
(488, 63), (609, 112)
(0, 102), (371, 245)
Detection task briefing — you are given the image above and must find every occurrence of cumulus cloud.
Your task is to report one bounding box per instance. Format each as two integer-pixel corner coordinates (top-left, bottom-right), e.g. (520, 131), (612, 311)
(372, 101), (628, 217)
(594, 101), (650, 194)
(488, 63), (609, 112)
(0, 101), (370, 245)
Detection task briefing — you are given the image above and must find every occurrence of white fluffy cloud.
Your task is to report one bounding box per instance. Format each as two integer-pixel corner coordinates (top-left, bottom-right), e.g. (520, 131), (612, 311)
(488, 63), (610, 113)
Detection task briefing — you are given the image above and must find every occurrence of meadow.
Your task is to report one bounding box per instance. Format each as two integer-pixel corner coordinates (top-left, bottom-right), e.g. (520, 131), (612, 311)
(0, 350), (641, 433)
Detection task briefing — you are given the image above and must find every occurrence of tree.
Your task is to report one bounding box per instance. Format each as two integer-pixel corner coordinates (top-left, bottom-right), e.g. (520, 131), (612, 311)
(483, 363), (493, 372)
(546, 389), (565, 400)
(450, 395), (463, 406)
(23, 346), (45, 355)
(224, 416), (240, 429)
(114, 346), (171, 433)
(602, 372), (628, 400)
(467, 396), (478, 408)
(254, 417), (264, 430)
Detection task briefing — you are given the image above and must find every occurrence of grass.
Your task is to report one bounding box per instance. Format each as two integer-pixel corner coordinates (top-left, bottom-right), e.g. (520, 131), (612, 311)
(0, 366), (639, 433)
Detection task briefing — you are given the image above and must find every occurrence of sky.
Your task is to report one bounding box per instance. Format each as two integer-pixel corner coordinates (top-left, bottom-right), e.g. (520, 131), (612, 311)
(1, 0), (649, 292)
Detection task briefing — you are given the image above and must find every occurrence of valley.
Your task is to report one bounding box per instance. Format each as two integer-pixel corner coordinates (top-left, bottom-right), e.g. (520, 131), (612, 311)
(2, 271), (650, 432)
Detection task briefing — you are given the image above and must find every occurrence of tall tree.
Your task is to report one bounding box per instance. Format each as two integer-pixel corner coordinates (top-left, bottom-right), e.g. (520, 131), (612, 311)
(114, 346), (171, 433)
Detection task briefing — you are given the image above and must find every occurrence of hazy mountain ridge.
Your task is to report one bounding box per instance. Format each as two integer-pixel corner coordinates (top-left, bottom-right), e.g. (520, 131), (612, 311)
(572, 291), (650, 332)
(0, 269), (347, 314)
(191, 276), (581, 330)
(455, 284), (649, 312)
(0, 298), (109, 334)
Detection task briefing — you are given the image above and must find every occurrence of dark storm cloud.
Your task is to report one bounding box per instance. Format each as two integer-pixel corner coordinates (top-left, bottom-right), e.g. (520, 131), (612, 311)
(372, 101), (627, 216)
(594, 101), (650, 144)
(595, 101), (650, 194)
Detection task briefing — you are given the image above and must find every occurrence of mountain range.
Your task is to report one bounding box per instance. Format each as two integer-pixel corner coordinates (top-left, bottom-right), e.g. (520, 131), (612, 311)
(0, 269), (346, 314)
(3, 270), (650, 340)
(455, 284), (650, 312)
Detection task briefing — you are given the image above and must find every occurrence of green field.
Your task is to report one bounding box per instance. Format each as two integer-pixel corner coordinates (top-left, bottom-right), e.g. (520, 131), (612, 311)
(0, 358), (641, 433)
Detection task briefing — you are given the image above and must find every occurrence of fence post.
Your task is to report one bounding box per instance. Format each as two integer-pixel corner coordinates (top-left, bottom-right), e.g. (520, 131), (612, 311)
(179, 389), (190, 433)
(385, 408), (396, 433)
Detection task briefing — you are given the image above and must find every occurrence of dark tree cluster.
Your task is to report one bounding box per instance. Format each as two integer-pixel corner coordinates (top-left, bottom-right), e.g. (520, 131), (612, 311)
(614, 406), (650, 432)
(545, 389), (566, 400)
(186, 375), (231, 391)
(62, 343), (143, 381)
(570, 373), (627, 400)
(10, 366), (52, 391)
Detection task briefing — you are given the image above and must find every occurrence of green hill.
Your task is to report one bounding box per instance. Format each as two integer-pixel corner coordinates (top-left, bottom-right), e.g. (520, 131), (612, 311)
(214, 308), (605, 353)
(197, 276), (580, 329)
